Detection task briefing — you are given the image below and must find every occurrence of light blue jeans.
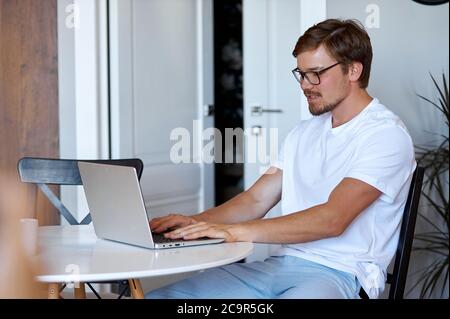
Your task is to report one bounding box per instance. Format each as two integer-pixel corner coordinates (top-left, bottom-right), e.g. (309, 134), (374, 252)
(145, 255), (361, 299)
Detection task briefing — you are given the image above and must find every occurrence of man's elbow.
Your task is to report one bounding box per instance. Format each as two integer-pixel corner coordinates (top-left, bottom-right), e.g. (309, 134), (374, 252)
(323, 220), (345, 238)
(329, 224), (346, 237)
(324, 210), (348, 238)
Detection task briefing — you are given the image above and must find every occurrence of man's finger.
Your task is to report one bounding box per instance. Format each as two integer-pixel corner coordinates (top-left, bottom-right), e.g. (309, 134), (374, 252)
(183, 229), (227, 241)
(150, 219), (165, 230)
(150, 213), (178, 227)
(153, 222), (177, 233)
(166, 222), (207, 236)
(166, 223), (209, 238)
(154, 217), (191, 233)
(149, 216), (169, 228)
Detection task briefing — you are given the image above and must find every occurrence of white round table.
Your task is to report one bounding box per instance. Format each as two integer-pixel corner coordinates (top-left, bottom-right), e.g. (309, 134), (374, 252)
(36, 225), (253, 299)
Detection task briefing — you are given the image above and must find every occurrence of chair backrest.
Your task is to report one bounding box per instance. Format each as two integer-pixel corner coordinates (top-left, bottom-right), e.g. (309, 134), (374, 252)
(359, 166), (425, 299)
(387, 166), (424, 299)
(17, 157), (144, 225)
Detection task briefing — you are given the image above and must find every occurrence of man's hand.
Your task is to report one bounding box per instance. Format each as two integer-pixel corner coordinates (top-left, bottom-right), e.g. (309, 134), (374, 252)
(150, 214), (198, 233)
(164, 222), (241, 243)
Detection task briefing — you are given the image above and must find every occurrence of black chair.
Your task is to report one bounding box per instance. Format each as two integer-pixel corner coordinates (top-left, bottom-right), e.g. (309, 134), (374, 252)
(17, 157), (144, 299)
(360, 166), (425, 299)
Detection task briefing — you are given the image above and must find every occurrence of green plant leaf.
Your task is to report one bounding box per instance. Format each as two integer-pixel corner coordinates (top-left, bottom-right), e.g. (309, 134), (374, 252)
(407, 258), (443, 297)
(415, 232), (448, 240)
(419, 258), (447, 298)
(423, 259), (447, 298)
(414, 236), (448, 247)
(421, 191), (448, 224)
(413, 72), (449, 299)
(441, 266), (449, 298)
(418, 211), (446, 234)
(414, 232), (447, 243)
(430, 73), (449, 117)
(414, 247), (448, 256)
(442, 73), (449, 106)
(414, 231), (449, 242)
(417, 94), (446, 116)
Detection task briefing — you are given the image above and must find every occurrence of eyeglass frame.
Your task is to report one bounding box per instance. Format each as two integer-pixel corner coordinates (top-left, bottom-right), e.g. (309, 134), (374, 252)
(292, 62), (342, 85)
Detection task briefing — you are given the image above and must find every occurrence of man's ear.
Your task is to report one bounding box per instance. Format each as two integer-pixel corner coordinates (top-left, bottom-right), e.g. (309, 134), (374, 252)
(348, 61), (364, 83)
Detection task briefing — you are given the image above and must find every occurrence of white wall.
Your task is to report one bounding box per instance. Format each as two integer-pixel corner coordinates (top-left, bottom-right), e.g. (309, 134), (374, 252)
(58, 0), (78, 218)
(58, 0), (110, 222)
(327, 0), (449, 299)
(327, 0), (449, 147)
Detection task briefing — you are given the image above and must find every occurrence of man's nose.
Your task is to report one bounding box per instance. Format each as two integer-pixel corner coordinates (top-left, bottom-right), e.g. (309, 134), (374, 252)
(300, 78), (313, 91)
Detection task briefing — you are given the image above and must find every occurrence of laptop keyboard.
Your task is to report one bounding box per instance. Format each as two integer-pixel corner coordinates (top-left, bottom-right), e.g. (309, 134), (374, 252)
(152, 232), (211, 243)
(152, 232), (179, 243)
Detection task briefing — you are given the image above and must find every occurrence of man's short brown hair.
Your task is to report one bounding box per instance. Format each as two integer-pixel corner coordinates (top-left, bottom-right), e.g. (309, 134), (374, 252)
(293, 19), (373, 89)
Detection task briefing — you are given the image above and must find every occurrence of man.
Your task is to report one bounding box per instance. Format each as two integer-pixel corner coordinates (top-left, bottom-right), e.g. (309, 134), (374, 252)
(146, 19), (416, 299)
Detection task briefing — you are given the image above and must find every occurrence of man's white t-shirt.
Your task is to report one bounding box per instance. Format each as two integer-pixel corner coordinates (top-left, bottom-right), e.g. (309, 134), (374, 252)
(271, 98), (416, 299)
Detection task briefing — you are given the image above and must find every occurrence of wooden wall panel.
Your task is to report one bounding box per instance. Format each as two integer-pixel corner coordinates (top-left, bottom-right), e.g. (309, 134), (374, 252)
(0, 0), (59, 225)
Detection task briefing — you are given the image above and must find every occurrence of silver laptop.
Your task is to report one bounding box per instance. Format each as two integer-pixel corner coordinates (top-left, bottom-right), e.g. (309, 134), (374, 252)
(78, 162), (224, 249)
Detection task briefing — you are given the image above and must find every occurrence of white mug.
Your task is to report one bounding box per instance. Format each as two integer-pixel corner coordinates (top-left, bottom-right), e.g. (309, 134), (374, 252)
(20, 218), (39, 257)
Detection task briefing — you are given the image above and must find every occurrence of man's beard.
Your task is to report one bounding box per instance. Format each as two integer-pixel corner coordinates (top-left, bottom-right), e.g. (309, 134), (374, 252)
(308, 95), (346, 116)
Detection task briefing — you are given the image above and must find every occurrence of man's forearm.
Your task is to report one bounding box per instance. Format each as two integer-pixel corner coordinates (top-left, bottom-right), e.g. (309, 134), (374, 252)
(193, 168), (282, 226)
(194, 190), (268, 224)
(228, 177), (382, 244)
(231, 203), (343, 244)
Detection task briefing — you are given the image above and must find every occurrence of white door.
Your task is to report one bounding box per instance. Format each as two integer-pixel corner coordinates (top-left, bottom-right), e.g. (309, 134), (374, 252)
(109, 0), (215, 220)
(243, 0), (326, 262)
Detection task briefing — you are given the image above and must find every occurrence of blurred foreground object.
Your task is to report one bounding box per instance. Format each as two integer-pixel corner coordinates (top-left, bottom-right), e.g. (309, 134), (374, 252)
(0, 171), (44, 298)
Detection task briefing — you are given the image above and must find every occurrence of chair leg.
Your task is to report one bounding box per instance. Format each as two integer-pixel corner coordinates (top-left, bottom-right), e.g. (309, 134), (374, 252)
(74, 283), (86, 299)
(128, 279), (144, 299)
(48, 283), (60, 299)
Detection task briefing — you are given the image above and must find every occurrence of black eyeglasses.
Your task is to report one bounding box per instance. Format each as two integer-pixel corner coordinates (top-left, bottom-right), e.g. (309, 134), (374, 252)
(292, 62), (342, 85)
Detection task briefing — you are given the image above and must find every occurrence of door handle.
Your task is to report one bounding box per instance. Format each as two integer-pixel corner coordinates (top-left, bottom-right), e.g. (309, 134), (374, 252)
(251, 125), (262, 136)
(204, 104), (215, 117)
(251, 106), (283, 116)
